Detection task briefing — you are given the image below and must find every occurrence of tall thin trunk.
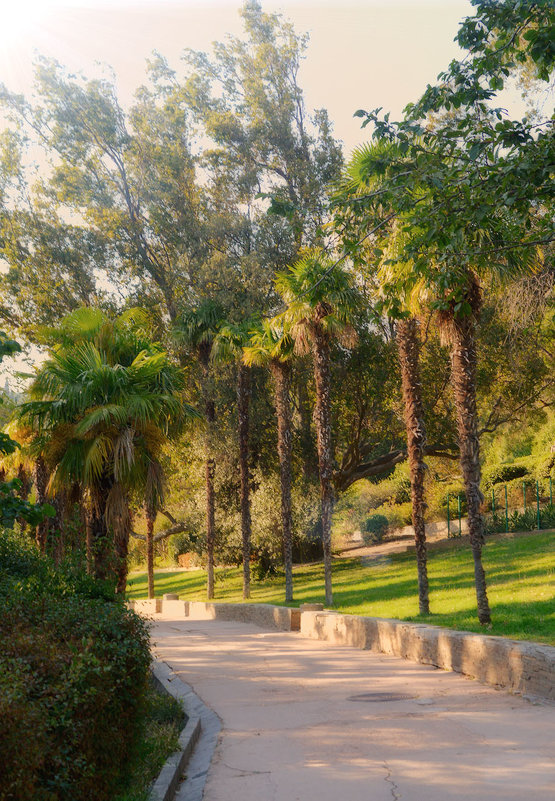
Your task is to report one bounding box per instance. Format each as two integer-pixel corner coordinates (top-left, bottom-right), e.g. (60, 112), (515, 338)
(146, 506), (156, 599)
(17, 464), (31, 533)
(34, 456), (49, 554)
(205, 395), (216, 600)
(237, 364), (252, 600)
(397, 318), (430, 615)
(297, 370), (317, 483)
(311, 325), (334, 607)
(271, 360), (294, 603)
(89, 494), (111, 582)
(449, 312), (491, 625)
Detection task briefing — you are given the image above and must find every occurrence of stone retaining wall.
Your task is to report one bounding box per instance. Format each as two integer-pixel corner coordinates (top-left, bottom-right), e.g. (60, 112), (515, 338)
(129, 598), (300, 631)
(187, 601), (300, 631)
(300, 611), (555, 701)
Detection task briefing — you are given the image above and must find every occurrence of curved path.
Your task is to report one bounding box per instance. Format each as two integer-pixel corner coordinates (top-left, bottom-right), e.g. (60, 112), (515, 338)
(151, 614), (555, 801)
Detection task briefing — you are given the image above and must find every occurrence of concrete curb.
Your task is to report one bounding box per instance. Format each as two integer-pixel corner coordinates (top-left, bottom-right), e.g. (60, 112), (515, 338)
(300, 611), (555, 702)
(150, 660), (202, 801)
(152, 658), (222, 801)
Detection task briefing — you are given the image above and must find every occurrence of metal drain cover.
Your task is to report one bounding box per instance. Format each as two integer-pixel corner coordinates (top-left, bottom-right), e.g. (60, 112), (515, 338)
(347, 692), (414, 702)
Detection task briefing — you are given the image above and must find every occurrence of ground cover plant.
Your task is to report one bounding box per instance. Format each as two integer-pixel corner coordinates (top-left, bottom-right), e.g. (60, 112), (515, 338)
(127, 530), (555, 645)
(115, 679), (186, 801)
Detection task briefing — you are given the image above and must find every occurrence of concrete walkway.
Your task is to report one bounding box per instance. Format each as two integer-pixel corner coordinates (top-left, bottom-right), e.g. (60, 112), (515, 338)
(151, 614), (555, 801)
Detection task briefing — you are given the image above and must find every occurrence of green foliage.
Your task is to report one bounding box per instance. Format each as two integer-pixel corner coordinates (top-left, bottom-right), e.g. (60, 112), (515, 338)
(482, 462), (530, 489)
(114, 679), (184, 801)
(362, 514), (389, 544)
(0, 529), (151, 801)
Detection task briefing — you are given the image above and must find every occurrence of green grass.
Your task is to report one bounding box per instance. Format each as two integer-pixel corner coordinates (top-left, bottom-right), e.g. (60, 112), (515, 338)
(114, 679), (185, 801)
(127, 530), (555, 645)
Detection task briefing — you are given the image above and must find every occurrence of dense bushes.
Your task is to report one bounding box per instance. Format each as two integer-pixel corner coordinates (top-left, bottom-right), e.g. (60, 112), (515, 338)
(0, 530), (151, 801)
(362, 514), (389, 544)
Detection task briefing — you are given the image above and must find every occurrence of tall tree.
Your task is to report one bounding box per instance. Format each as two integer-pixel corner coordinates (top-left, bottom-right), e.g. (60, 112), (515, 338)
(174, 300), (225, 600)
(212, 320), (256, 599)
(244, 319), (296, 602)
(276, 252), (358, 606)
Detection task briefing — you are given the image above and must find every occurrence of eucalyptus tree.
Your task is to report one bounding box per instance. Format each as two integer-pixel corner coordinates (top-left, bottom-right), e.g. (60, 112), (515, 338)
(275, 253), (358, 606)
(243, 319), (296, 601)
(173, 300), (225, 600)
(212, 319), (256, 599)
(20, 308), (188, 590)
(181, 0), (343, 256)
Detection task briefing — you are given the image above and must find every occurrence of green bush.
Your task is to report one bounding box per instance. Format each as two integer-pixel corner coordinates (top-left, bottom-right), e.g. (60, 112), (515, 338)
(483, 462), (529, 489)
(362, 514), (389, 544)
(0, 530), (151, 801)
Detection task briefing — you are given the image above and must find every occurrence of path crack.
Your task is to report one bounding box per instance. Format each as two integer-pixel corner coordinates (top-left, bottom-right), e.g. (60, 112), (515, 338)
(383, 761), (401, 800)
(221, 761), (272, 777)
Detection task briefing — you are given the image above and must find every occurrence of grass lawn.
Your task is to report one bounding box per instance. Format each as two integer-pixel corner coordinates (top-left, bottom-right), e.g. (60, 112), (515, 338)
(127, 530), (555, 645)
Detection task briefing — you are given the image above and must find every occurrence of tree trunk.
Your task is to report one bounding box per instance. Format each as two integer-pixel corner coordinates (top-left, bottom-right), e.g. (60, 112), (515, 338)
(33, 456), (49, 554)
(449, 313), (491, 625)
(237, 364), (252, 600)
(17, 465), (31, 533)
(397, 318), (430, 615)
(146, 506), (156, 599)
(89, 495), (111, 581)
(205, 395), (216, 600)
(297, 369), (318, 483)
(311, 326), (334, 607)
(271, 360), (294, 603)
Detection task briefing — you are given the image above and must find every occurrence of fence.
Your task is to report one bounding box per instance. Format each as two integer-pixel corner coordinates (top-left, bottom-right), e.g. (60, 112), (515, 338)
(446, 477), (554, 537)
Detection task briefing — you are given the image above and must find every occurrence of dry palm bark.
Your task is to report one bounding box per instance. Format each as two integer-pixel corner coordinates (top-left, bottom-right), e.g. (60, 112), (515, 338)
(310, 314), (334, 607)
(396, 318), (430, 615)
(145, 504), (156, 599)
(271, 360), (294, 603)
(33, 456), (49, 553)
(237, 364), (252, 599)
(440, 277), (491, 625)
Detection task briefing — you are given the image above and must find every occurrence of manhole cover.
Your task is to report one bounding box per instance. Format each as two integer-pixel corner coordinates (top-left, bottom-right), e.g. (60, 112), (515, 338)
(347, 692), (415, 702)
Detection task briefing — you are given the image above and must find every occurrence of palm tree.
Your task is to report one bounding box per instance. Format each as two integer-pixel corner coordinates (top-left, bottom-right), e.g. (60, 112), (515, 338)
(341, 144), (431, 615)
(20, 308), (188, 590)
(212, 320), (255, 600)
(275, 252), (358, 606)
(243, 319), (296, 602)
(173, 300), (224, 600)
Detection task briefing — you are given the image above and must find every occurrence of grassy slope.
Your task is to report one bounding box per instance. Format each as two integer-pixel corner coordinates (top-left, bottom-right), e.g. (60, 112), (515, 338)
(127, 530), (555, 645)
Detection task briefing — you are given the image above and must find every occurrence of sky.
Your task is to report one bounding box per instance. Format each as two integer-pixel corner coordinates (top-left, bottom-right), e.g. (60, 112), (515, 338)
(0, 0), (476, 157)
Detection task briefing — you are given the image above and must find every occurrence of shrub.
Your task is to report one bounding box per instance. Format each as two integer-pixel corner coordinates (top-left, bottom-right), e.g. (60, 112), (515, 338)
(482, 462), (529, 489)
(362, 514), (389, 544)
(0, 530), (151, 801)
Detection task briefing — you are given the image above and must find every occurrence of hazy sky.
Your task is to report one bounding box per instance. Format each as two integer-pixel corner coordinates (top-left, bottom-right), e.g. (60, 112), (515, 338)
(1, 0), (475, 157)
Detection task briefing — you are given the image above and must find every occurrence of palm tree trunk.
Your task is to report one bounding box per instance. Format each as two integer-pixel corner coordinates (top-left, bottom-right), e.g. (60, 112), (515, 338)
(271, 360), (294, 603)
(146, 506), (156, 599)
(396, 318), (430, 615)
(449, 313), (491, 625)
(17, 465), (31, 533)
(33, 456), (49, 554)
(237, 364), (252, 600)
(89, 491), (111, 582)
(205, 396), (216, 600)
(310, 327), (334, 607)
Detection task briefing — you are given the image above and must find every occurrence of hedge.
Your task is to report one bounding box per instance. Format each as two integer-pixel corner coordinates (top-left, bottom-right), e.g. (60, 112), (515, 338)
(0, 530), (151, 801)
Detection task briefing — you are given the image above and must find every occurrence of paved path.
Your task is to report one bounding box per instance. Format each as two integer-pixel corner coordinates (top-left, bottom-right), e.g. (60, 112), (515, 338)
(151, 615), (555, 801)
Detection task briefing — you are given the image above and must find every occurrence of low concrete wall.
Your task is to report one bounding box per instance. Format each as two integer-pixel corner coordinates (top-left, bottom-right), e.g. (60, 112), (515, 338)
(300, 611), (555, 701)
(130, 598), (162, 614)
(188, 601), (300, 631)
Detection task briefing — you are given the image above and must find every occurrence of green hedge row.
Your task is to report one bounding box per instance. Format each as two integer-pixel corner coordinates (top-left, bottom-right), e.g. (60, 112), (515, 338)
(0, 531), (151, 801)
